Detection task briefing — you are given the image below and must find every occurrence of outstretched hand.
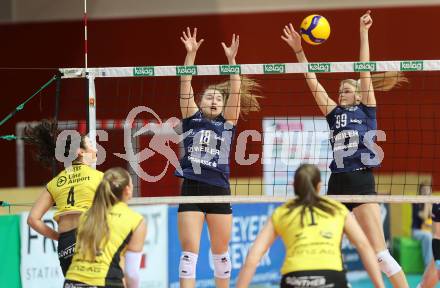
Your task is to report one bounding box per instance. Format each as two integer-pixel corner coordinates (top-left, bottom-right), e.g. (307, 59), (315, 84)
(281, 23), (302, 52)
(360, 10), (373, 31)
(221, 34), (239, 63)
(180, 27), (204, 53)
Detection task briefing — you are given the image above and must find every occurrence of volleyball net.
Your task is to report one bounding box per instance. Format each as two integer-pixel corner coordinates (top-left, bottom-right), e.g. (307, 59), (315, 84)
(7, 59), (440, 203)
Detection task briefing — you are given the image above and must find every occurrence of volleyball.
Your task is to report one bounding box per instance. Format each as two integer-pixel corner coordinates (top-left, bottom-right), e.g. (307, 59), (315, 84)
(300, 15), (331, 45)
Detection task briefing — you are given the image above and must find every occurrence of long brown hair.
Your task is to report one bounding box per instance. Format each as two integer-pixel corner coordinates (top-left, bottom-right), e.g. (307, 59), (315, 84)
(76, 167), (131, 261)
(340, 71), (408, 94)
(24, 119), (87, 168)
(285, 164), (339, 227)
(205, 76), (263, 117)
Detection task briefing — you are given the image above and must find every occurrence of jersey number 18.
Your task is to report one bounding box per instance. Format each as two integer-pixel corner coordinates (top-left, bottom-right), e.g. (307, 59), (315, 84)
(199, 130), (211, 145)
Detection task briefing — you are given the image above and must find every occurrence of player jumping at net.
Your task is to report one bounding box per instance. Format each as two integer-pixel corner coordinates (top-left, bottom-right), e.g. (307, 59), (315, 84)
(25, 120), (103, 275)
(64, 167), (147, 288)
(281, 11), (409, 287)
(418, 202), (440, 288)
(236, 164), (385, 288)
(175, 27), (262, 288)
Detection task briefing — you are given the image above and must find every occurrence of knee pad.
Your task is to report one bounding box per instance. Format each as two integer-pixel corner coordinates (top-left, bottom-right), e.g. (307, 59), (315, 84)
(179, 251), (198, 279)
(377, 250), (402, 277)
(212, 252), (232, 279)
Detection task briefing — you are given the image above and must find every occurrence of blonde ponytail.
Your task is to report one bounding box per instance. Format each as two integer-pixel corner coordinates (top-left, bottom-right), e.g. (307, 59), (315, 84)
(371, 71), (408, 91)
(205, 76), (263, 117)
(76, 167), (130, 261)
(341, 71), (408, 95)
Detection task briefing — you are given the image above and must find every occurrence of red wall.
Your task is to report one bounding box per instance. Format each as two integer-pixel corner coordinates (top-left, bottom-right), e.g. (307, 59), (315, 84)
(1, 6), (440, 194)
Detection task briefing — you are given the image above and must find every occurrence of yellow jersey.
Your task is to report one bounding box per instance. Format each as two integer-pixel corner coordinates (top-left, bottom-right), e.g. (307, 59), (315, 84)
(271, 197), (349, 275)
(66, 202), (143, 287)
(46, 164), (103, 221)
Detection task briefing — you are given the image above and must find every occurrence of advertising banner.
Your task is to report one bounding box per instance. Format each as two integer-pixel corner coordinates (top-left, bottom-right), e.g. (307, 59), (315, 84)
(132, 205), (168, 288)
(168, 203), (284, 288)
(20, 211), (64, 288)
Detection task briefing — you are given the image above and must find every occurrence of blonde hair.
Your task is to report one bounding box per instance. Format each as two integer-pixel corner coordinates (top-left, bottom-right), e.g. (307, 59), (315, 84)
(340, 71), (408, 95)
(76, 167), (130, 261)
(204, 76), (263, 117)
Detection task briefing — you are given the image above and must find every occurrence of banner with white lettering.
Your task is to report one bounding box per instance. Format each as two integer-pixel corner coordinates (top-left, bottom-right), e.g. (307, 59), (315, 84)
(132, 205), (168, 288)
(168, 203), (284, 287)
(20, 211), (64, 288)
(262, 117), (332, 195)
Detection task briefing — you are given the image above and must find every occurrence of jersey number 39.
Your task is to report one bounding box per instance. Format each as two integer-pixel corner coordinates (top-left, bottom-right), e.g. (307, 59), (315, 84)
(335, 114), (347, 129)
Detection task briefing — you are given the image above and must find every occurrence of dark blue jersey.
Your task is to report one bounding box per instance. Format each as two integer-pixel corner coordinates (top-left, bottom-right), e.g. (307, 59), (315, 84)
(175, 111), (236, 188)
(412, 203), (424, 229)
(326, 103), (380, 173)
(433, 203), (440, 223)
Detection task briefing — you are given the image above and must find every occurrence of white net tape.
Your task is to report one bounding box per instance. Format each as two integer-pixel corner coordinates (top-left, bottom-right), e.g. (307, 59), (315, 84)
(128, 195), (440, 205)
(60, 60), (431, 78)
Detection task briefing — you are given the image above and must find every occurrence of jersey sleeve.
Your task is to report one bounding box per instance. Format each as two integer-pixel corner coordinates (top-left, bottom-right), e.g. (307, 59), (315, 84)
(271, 206), (283, 236)
(359, 103), (377, 120)
(339, 203), (349, 218)
(45, 179), (56, 199)
(334, 200), (349, 219)
(324, 197), (349, 218)
(182, 110), (202, 122)
(181, 110), (201, 132)
(94, 170), (104, 188)
(325, 106), (338, 127)
(219, 114), (237, 128)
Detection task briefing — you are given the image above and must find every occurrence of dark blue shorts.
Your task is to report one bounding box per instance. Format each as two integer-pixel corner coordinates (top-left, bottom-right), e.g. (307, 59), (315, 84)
(327, 168), (376, 211)
(432, 203), (440, 222)
(178, 178), (232, 214)
(58, 229), (77, 276)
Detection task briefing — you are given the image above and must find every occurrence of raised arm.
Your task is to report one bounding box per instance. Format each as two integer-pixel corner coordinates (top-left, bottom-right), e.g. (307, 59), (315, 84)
(344, 213), (385, 288)
(236, 219), (277, 288)
(420, 203), (432, 221)
(281, 23), (336, 116)
(180, 27), (204, 119)
(222, 34), (241, 125)
(359, 10), (376, 107)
